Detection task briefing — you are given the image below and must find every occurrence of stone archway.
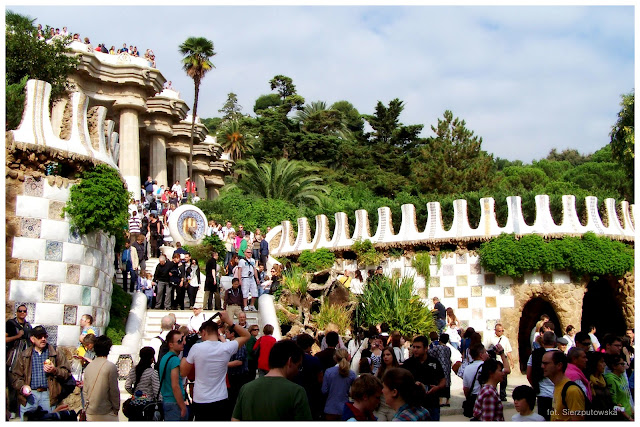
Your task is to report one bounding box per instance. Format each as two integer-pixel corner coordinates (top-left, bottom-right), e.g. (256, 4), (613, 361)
(516, 297), (561, 373)
(581, 275), (630, 339)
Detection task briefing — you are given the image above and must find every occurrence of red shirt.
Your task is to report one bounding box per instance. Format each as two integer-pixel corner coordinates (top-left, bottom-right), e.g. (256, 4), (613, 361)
(253, 335), (277, 371)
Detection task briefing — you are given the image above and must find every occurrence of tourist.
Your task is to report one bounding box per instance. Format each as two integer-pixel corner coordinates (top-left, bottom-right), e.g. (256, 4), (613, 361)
(484, 323), (513, 401)
(316, 331), (339, 372)
(251, 233), (261, 261)
(368, 335), (383, 376)
(621, 335), (634, 398)
(381, 368), (430, 421)
(472, 357), (505, 421)
(120, 240), (138, 292)
(445, 308), (461, 350)
(149, 315), (174, 363)
(254, 324), (277, 376)
(6, 304), (33, 418)
(246, 325), (260, 382)
(186, 257), (200, 309)
(575, 331), (592, 352)
(12, 325), (72, 420)
(462, 343), (488, 418)
(76, 333), (96, 365)
(587, 351), (619, 420)
(204, 251), (221, 310)
(321, 349), (356, 420)
(236, 312), (248, 329)
(158, 330), (187, 421)
(180, 315), (249, 421)
(542, 350), (586, 421)
(169, 252), (183, 310)
(259, 233), (269, 266)
(224, 278), (244, 321)
(530, 314), (550, 347)
(532, 321), (555, 350)
(430, 333), (452, 407)
(187, 305), (207, 334)
(402, 335), (445, 420)
(132, 234), (147, 277)
(109, 45), (115, 54)
(224, 232), (237, 269)
(294, 333), (324, 420)
(431, 297), (446, 333)
(588, 325), (601, 352)
(373, 347), (399, 421)
(511, 385), (545, 421)
(82, 336), (120, 421)
(565, 347), (592, 402)
(389, 331), (405, 364)
(136, 270), (154, 308)
(342, 373), (382, 421)
(236, 249), (258, 311)
(153, 255), (172, 310)
(347, 327), (368, 369)
(77, 314), (95, 354)
(232, 339), (312, 421)
(604, 355), (634, 420)
(526, 331), (558, 420)
(563, 325), (577, 353)
(269, 264), (282, 295)
(148, 213), (162, 257)
(225, 324), (249, 414)
(125, 347), (159, 398)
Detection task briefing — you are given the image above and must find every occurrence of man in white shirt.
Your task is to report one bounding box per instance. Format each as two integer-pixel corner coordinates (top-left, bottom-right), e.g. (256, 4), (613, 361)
(462, 344), (488, 402)
(236, 251), (259, 311)
(221, 221), (235, 241)
(588, 325), (600, 352)
(150, 315), (174, 362)
(180, 313), (250, 421)
(188, 306), (207, 334)
(484, 323), (513, 401)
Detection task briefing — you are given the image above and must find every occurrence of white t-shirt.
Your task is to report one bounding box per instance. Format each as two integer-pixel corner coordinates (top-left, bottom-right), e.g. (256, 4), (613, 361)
(186, 339), (239, 403)
(527, 348), (557, 397)
(462, 360), (484, 396)
(350, 278), (363, 294)
(512, 412), (546, 421)
(188, 313), (207, 333)
(238, 259), (253, 278)
(484, 334), (513, 354)
(589, 333), (600, 352)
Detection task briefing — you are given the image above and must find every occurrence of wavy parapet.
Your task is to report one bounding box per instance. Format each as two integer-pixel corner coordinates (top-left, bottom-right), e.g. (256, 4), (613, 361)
(268, 195), (635, 256)
(10, 79), (119, 169)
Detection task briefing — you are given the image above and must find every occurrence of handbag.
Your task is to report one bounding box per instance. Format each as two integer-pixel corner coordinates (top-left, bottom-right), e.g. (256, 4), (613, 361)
(462, 364), (481, 418)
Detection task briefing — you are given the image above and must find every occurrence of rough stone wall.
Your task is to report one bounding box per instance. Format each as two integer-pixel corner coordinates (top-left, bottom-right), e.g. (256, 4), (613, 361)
(5, 173), (116, 348)
(617, 270), (635, 328)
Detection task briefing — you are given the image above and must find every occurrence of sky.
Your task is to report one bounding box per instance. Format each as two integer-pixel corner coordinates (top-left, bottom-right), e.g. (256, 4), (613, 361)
(7, 4), (635, 162)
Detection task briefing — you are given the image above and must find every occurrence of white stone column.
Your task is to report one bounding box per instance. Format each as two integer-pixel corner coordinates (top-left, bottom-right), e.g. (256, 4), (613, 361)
(173, 154), (188, 186)
(149, 134), (168, 188)
(118, 108), (141, 197)
(194, 172), (206, 198)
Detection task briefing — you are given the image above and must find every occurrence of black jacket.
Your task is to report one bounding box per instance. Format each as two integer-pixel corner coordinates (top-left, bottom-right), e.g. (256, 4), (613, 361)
(205, 257), (218, 291)
(153, 260), (173, 282)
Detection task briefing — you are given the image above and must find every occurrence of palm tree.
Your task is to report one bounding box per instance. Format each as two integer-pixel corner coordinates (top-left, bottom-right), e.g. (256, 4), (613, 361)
(295, 100), (353, 140)
(230, 158), (329, 207)
(179, 37), (216, 183)
(217, 119), (254, 161)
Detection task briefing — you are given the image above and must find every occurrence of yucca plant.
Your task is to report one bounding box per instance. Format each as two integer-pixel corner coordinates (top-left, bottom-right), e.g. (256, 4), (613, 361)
(314, 303), (352, 335)
(282, 266), (309, 295)
(358, 275), (436, 338)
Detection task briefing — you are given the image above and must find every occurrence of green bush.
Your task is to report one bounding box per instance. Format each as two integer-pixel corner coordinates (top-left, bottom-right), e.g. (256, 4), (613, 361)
(184, 235), (227, 271)
(352, 239), (383, 268)
(63, 164), (129, 249)
(358, 275), (436, 338)
(106, 284), (132, 345)
(412, 252), (431, 281)
(298, 248), (335, 272)
(6, 75), (27, 131)
(478, 232), (634, 279)
(276, 309), (292, 326)
(281, 266), (308, 295)
(314, 303), (352, 335)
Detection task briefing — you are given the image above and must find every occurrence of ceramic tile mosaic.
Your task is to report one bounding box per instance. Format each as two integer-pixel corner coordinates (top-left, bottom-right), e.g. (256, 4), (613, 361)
(498, 284), (510, 295)
(82, 287), (91, 306)
(456, 275), (468, 286)
(486, 319), (500, 331)
(471, 286), (482, 297)
(68, 229), (82, 244)
(485, 296), (497, 308)
(417, 287), (427, 298)
(443, 264), (454, 276)
(45, 241), (63, 261)
(459, 320), (469, 330)
(470, 263), (482, 275)
(63, 305), (78, 325)
(66, 265), (80, 284)
(20, 218), (41, 238)
(456, 253), (467, 264)
(430, 276), (440, 287)
(84, 249), (94, 266)
(484, 273), (496, 285)
(444, 287), (455, 298)
(542, 273), (553, 283)
(43, 325), (58, 344)
(48, 201), (66, 221)
(472, 308), (483, 320)
(458, 298), (468, 309)
(14, 302), (36, 324)
(19, 260), (38, 279)
(43, 284), (60, 302)
(23, 176), (44, 197)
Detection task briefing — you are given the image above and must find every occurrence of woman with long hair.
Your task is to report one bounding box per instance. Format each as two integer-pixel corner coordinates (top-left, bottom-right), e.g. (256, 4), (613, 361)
(586, 351), (619, 420)
(269, 264), (282, 295)
(225, 253), (239, 277)
(321, 349), (356, 420)
(390, 332), (405, 364)
(373, 347), (400, 421)
(381, 368), (430, 421)
(187, 258), (201, 309)
(472, 358), (505, 421)
(125, 346), (160, 398)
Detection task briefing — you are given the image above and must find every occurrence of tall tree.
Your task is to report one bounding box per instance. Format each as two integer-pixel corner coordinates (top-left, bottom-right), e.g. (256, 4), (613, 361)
(610, 91), (634, 187)
(179, 36), (215, 183)
(217, 119), (255, 161)
(218, 92), (243, 121)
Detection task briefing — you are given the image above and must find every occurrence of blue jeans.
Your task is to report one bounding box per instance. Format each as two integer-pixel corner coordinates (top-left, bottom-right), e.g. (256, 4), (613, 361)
(436, 318), (446, 333)
(20, 390), (52, 420)
(163, 401), (188, 421)
(427, 406), (440, 421)
(146, 295), (153, 308)
(450, 342), (460, 351)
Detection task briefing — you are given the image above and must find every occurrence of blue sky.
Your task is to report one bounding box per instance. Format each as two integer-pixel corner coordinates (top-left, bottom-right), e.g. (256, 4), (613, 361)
(7, 5), (634, 162)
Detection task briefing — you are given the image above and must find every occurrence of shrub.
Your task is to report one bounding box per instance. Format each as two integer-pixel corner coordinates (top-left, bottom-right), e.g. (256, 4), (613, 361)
(412, 252), (431, 281)
(281, 266), (308, 295)
(276, 309), (292, 326)
(314, 303), (352, 335)
(358, 275), (436, 338)
(106, 284), (132, 345)
(352, 239), (383, 268)
(298, 248), (335, 272)
(183, 235), (227, 271)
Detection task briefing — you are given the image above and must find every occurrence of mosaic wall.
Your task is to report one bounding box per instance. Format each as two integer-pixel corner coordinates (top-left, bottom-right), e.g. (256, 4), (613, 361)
(8, 176), (115, 347)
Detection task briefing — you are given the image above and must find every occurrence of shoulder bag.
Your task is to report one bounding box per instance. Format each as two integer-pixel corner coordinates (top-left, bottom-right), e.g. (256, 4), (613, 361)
(462, 363), (481, 418)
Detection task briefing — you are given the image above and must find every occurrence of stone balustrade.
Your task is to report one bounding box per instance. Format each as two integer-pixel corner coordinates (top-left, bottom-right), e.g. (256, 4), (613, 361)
(70, 41), (154, 68)
(269, 195), (635, 256)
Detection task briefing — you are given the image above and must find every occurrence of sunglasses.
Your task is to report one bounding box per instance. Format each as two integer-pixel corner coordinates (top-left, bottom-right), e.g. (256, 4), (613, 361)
(177, 338), (184, 344)
(17, 310), (27, 313)
(251, 329), (259, 332)
(34, 335), (48, 339)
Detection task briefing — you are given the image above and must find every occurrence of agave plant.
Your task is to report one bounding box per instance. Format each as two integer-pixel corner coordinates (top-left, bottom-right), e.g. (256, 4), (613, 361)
(314, 303), (352, 335)
(282, 266), (309, 295)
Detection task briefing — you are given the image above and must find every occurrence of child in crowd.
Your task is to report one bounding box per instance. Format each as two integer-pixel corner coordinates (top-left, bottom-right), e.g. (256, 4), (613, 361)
(253, 324), (276, 377)
(511, 385), (545, 421)
(342, 374), (383, 421)
(136, 270), (154, 309)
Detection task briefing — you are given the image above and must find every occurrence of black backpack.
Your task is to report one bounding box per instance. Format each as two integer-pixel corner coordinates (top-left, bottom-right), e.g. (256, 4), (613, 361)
(154, 336), (170, 370)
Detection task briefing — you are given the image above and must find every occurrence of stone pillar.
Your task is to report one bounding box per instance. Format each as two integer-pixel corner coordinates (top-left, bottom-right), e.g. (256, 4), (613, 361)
(50, 98), (68, 138)
(194, 172), (206, 198)
(149, 134), (168, 188)
(173, 154), (188, 186)
(118, 108), (141, 197)
(207, 185), (219, 200)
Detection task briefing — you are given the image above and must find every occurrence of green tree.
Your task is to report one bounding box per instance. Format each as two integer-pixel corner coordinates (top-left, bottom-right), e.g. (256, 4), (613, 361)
(411, 110), (495, 194)
(229, 158), (328, 207)
(362, 98), (424, 150)
(218, 92), (243, 121)
(610, 91), (634, 194)
(217, 119), (255, 161)
(253, 93), (282, 114)
(269, 74), (305, 116)
(545, 148), (591, 166)
(6, 10), (79, 130)
(201, 117), (222, 135)
(179, 37), (216, 183)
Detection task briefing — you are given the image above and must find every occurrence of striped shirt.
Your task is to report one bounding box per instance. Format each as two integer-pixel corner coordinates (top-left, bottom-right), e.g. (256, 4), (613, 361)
(128, 217), (141, 233)
(125, 366), (161, 399)
(30, 348), (49, 389)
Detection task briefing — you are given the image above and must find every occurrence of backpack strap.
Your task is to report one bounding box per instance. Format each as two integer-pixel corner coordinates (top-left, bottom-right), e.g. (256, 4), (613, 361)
(156, 353), (177, 401)
(561, 380), (587, 411)
(469, 363), (481, 396)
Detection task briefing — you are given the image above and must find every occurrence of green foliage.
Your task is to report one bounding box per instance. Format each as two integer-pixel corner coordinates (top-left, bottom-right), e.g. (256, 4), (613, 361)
(358, 275), (436, 338)
(218, 92), (243, 121)
(6, 75), (28, 131)
(183, 235), (226, 271)
(610, 91), (634, 190)
(314, 303), (352, 335)
(106, 284), (132, 345)
(217, 119), (255, 161)
(276, 309), (292, 326)
(298, 248), (335, 272)
(282, 266), (309, 295)
(412, 252), (431, 281)
(202, 117), (222, 135)
(352, 239), (383, 268)
(63, 164), (129, 247)
(388, 247), (404, 258)
(478, 232), (634, 279)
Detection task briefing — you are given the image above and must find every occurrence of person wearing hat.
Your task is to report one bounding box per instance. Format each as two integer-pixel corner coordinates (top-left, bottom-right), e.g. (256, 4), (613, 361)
(11, 325), (72, 420)
(188, 305), (207, 334)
